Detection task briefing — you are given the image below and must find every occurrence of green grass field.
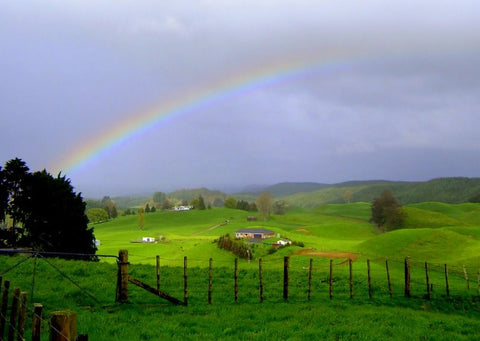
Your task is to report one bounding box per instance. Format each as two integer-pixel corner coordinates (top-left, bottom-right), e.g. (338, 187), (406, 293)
(2, 202), (480, 340)
(93, 203), (480, 268)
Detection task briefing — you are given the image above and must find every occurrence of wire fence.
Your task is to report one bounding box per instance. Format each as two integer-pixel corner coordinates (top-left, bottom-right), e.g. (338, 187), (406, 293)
(1, 249), (480, 339)
(0, 278), (83, 341)
(1, 250), (479, 305)
(123, 253), (480, 305)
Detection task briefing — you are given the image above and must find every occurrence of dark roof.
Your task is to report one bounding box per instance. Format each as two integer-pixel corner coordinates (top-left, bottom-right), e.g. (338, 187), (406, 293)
(235, 228), (275, 234)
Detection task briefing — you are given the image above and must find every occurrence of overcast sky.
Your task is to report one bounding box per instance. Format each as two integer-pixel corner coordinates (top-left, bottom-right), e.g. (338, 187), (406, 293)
(1, 1), (479, 198)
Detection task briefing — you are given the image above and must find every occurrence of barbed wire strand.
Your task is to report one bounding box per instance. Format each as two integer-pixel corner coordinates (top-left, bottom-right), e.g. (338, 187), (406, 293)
(0, 254), (35, 276)
(36, 254), (100, 304)
(0, 291), (73, 341)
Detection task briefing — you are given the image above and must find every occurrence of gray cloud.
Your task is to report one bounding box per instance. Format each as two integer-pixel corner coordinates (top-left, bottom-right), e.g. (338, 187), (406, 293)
(1, 1), (479, 197)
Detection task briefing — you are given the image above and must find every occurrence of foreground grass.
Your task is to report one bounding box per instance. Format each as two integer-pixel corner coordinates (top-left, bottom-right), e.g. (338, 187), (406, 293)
(80, 300), (480, 340)
(2, 255), (480, 340)
(3, 203), (480, 339)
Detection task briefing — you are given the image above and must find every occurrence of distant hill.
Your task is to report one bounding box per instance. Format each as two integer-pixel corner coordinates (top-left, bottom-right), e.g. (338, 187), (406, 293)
(168, 187), (227, 204)
(282, 177), (480, 207)
(92, 177), (480, 209)
(239, 182), (329, 197)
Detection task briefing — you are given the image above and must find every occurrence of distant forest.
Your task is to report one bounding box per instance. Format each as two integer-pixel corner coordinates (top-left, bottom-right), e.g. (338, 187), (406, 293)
(87, 177), (480, 210)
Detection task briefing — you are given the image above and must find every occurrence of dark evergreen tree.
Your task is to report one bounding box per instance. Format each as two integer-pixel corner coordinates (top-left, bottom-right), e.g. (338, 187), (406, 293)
(2, 158), (29, 227)
(236, 200), (250, 211)
(191, 195), (206, 210)
(198, 195), (206, 210)
(1, 159), (97, 259)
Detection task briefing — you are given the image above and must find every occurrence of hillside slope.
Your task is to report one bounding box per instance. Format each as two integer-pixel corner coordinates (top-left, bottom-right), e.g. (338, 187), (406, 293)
(282, 178), (480, 207)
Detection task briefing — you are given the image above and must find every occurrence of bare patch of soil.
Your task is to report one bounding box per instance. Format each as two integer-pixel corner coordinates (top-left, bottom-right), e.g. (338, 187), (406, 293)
(293, 249), (357, 261)
(295, 228), (310, 233)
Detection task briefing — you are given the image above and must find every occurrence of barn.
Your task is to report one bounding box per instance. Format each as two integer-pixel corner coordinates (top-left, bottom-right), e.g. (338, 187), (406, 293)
(234, 228), (275, 240)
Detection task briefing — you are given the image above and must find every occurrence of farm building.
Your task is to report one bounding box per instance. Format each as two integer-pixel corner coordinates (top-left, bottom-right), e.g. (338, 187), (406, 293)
(235, 228), (275, 239)
(275, 239), (292, 246)
(173, 205), (192, 211)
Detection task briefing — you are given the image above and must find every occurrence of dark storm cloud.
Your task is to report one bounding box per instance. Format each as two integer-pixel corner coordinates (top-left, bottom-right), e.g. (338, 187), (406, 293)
(1, 1), (479, 197)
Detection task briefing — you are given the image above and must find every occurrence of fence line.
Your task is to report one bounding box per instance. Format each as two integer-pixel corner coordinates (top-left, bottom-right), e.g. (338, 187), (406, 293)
(1, 250), (480, 309)
(0, 277), (88, 341)
(121, 252), (480, 305)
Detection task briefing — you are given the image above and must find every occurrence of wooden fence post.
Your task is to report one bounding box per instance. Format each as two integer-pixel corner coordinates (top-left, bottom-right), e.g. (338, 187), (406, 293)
(367, 259), (372, 299)
(445, 264), (450, 296)
(50, 311), (77, 341)
(8, 287), (20, 341)
(17, 291), (27, 341)
(404, 257), (411, 298)
(349, 258), (353, 299)
(156, 255), (160, 292)
(425, 262), (431, 300)
(183, 256), (188, 306)
(463, 265), (470, 290)
(32, 303), (43, 341)
(283, 256), (289, 301)
(0, 280), (10, 338)
(308, 259), (313, 300)
(329, 259), (333, 300)
(208, 258), (213, 305)
(386, 259), (393, 298)
(259, 259), (263, 303)
(234, 258), (238, 302)
(116, 249), (129, 302)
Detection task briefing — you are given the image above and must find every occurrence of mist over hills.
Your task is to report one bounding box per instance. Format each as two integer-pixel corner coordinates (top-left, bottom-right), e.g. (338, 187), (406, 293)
(104, 177), (480, 209)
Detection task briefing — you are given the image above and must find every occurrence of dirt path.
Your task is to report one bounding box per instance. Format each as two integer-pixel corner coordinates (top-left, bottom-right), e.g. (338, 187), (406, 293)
(292, 249), (358, 261)
(191, 221), (229, 236)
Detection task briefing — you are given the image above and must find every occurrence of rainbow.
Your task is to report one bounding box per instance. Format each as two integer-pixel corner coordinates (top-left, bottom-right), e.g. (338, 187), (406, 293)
(51, 52), (369, 175)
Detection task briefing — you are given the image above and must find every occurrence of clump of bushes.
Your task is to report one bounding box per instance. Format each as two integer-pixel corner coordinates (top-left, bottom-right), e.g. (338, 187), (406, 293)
(292, 241), (304, 247)
(217, 234), (252, 260)
(266, 240), (305, 255)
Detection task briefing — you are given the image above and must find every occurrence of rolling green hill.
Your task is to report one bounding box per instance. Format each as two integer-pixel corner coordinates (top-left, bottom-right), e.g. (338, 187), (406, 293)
(240, 182), (329, 196)
(282, 177), (480, 207)
(92, 201), (480, 268)
(88, 177), (480, 210)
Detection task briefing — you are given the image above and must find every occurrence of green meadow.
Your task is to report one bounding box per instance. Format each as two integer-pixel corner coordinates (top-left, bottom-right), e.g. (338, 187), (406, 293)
(3, 202), (480, 340)
(93, 202), (480, 268)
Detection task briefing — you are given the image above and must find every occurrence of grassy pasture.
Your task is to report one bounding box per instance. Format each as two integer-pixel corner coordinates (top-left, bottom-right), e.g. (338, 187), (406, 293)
(92, 203), (480, 268)
(93, 206), (379, 266)
(2, 252), (480, 340)
(3, 202), (480, 340)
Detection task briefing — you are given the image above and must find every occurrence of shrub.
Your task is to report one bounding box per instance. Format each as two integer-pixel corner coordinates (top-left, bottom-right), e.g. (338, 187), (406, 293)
(217, 234), (253, 260)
